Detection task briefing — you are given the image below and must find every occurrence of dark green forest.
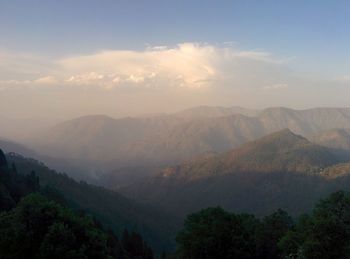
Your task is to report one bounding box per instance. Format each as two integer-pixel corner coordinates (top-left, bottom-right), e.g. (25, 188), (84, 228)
(5, 152), (180, 252)
(0, 149), (154, 259)
(2, 148), (350, 258)
(175, 191), (350, 259)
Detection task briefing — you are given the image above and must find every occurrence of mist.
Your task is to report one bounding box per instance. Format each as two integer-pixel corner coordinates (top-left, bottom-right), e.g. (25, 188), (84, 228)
(1, 43), (350, 141)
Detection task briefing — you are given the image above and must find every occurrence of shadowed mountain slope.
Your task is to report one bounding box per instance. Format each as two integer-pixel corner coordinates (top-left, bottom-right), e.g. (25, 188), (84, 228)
(151, 129), (340, 180)
(121, 129), (349, 218)
(3, 152), (180, 251)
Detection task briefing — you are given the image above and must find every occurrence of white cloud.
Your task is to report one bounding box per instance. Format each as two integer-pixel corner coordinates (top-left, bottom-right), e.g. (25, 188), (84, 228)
(57, 43), (220, 88)
(0, 43), (288, 90)
(2, 43), (350, 120)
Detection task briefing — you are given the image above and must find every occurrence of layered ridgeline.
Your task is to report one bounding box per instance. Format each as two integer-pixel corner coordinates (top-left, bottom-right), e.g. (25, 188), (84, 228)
(121, 129), (350, 218)
(1, 151), (180, 251)
(0, 138), (95, 182)
(30, 107), (350, 171)
(309, 128), (350, 151)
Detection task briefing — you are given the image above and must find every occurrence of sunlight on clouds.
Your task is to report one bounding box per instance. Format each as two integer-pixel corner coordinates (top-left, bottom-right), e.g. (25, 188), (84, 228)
(2, 43), (350, 120)
(58, 43), (220, 88)
(0, 43), (287, 90)
(55, 43), (288, 89)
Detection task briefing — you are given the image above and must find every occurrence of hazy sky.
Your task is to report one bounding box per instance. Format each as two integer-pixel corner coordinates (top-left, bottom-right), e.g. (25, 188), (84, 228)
(1, 0), (350, 121)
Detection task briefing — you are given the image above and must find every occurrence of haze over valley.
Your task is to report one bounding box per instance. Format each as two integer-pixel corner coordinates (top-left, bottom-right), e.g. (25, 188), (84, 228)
(2, 1), (350, 258)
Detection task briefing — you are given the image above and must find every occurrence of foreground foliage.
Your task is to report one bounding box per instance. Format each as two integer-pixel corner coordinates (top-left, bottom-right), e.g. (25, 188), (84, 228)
(176, 191), (350, 259)
(0, 149), (154, 259)
(6, 152), (178, 251)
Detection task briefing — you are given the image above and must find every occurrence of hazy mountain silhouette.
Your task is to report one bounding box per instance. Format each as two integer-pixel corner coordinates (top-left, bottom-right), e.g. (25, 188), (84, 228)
(30, 106), (350, 174)
(121, 129), (350, 218)
(309, 128), (350, 150)
(174, 105), (259, 118)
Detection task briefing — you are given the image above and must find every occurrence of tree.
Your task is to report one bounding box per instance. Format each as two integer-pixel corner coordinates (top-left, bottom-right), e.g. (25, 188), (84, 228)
(279, 191), (350, 259)
(122, 229), (154, 259)
(176, 207), (260, 259)
(0, 193), (113, 259)
(0, 149), (7, 168)
(258, 209), (293, 258)
(0, 152), (154, 259)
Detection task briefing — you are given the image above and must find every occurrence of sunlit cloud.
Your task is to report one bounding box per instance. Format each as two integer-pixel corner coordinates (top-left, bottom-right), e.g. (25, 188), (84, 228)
(0, 43), (288, 90)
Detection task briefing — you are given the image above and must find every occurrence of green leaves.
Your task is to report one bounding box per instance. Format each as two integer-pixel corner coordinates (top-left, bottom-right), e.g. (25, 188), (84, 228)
(176, 192), (350, 259)
(176, 207), (261, 259)
(280, 191), (350, 259)
(0, 193), (112, 259)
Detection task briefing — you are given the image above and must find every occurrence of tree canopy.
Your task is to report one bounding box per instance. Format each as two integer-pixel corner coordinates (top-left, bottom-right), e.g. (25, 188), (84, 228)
(176, 191), (350, 259)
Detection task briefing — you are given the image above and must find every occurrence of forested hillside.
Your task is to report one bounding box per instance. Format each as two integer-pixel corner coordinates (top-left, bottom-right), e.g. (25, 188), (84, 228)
(122, 129), (350, 218)
(0, 149), (154, 258)
(3, 151), (180, 252)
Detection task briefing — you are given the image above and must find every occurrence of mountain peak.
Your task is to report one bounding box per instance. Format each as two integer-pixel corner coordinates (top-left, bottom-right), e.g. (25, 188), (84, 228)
(176, 106), (259, 118)
(159, 129), (338, 180)
(264, 128), (298, 138)
(260, 107), (295, 115)
(229, 128), (338, 173)
(240, 129), (306, 153)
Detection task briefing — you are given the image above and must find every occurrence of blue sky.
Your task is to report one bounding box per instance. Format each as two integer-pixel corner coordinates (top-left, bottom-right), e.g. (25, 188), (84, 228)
(1, 0), (349, 57)
(0, 0), (350, 120)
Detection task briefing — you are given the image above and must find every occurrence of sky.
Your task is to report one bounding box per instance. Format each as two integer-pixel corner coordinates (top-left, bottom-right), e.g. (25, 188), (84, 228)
(1, 0), (350, 125)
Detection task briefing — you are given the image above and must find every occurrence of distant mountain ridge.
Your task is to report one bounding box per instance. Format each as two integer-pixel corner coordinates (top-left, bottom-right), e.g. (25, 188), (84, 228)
(309, 128), (350, 150)
(174, 105), (259, 118)
(30, 106), (350, 171)
(0, 138), (37, 158)
(156, 129), (340, 181)
(120, 129), (350, 218)
(125, 129), (343, 183)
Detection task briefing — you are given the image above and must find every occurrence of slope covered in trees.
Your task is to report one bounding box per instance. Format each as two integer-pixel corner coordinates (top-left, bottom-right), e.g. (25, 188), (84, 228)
(121, 129), (350, 217)
(2, 151), (180, 252)
(0, 148), (154, 258)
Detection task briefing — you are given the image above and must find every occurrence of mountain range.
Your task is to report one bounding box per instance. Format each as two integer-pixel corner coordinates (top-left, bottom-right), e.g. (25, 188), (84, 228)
(24, 106), (350, 186)
(2, 106), (350, 252)
(30, 107), (350, 167)
(120, 129), (350, 218)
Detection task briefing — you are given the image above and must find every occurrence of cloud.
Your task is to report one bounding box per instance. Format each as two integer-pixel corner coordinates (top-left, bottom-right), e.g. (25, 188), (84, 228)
(0, 43), (288, 90)
(0, 76), (58, 89)
(57, 43), (219, 88)
(34, 76), (58, 84)
(2, 43), (350, 121)
(263, 83), (289, 90)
